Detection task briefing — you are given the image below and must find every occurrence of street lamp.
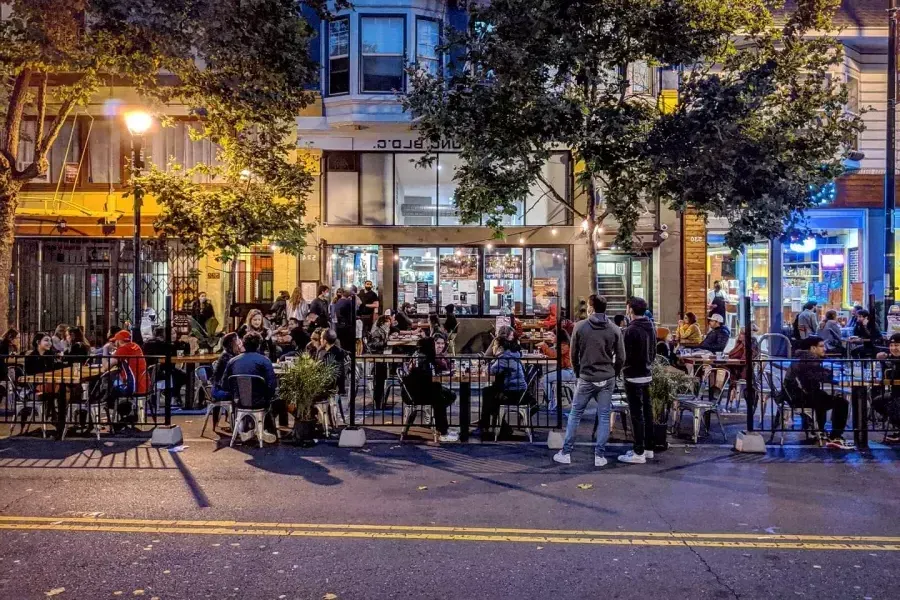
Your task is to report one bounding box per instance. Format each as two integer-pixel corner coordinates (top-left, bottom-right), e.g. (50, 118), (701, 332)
(125, 109), (152, 344)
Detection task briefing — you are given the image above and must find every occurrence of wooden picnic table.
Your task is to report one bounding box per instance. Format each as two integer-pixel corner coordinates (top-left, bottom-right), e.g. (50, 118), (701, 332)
(20, 363), (108, 385)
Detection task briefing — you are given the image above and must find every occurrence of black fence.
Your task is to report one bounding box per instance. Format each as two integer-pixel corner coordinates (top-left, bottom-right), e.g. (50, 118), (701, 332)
(348, 353), (567, 441)
(1, 353), (175, 440)
(751, 357), (899, 447)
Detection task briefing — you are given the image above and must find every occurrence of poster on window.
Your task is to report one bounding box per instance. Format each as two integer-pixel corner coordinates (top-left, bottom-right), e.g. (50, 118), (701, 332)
(532, 278), (559, 315)
(439, 254), (478, 279)
(485, 254), (522, 278)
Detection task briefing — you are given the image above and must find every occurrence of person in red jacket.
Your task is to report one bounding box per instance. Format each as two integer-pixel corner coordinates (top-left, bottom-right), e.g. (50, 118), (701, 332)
(538, 329), (574, 411)
(541, 304), (558, 330)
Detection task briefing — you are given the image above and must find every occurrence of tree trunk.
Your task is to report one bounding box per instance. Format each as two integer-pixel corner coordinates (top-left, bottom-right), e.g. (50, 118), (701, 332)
(0, 181), (20, 333)
(587, 178), (599, 297)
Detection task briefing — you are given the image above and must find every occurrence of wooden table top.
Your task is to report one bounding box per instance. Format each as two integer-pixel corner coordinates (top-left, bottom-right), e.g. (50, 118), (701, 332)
(680, 357), (745, 366)
(20, 364), (108, 385)
(172, 353), (220, 364)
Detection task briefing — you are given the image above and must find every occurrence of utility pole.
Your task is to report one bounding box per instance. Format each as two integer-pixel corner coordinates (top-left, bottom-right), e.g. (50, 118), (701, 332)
(886, 0), (898, 325)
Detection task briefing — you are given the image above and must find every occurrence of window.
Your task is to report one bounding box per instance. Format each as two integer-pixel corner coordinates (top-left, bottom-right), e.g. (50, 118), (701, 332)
(525, 153), (569, 226)
(18, 119), (82, 184)
(328, 245), (380, 292)
(360, 153), (393, 224)
(438, 248), (479, 314)
(397, 247), (437, 314)
(416, 17), (441, 77)
(87, 118), (122, 184)
(437, 154), (464, 225)
(146, 121), (223, 184)
(233, 249), (274, 304)
(395, 153), (436, 225)
(361, 16), (405, 93)
(325, 152), (359, 225)
(484, 248), (525, 315)
(526, 248), (568, 317)
(628, 61), (653, 95)
(328, 18), (350, 95)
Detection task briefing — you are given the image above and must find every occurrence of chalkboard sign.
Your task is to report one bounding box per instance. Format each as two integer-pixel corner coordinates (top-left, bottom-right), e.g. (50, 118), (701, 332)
(172, 312), (193, 335)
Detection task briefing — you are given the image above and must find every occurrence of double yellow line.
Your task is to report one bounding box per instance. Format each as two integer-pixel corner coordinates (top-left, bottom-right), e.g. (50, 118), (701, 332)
(0, 516), (898, 551)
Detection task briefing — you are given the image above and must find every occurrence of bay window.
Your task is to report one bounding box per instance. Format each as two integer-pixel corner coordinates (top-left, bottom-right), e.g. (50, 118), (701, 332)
(361, 16), (405, 93)
(416, 17), (441, 77)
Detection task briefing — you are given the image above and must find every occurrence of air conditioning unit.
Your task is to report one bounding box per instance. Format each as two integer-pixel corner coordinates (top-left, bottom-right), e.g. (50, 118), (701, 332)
(16, 160), (50, 183)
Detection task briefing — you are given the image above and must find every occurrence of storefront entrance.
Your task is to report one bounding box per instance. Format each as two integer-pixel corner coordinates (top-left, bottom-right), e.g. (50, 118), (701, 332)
(326, 245), (381, 293)
(595, 254), (650, 316)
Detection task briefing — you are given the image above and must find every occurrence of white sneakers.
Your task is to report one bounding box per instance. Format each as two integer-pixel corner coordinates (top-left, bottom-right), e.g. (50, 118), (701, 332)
(645, 450), (654, 459)
(262, 432), (278, 444)
(439, 431), (460, 443)
(553, 450), (571, 464)
(553, 451), (607, 467)
(617, 451), (646, 464)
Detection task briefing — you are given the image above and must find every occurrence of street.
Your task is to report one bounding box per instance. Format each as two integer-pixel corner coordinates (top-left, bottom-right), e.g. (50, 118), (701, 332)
(0, 439), (898, 599)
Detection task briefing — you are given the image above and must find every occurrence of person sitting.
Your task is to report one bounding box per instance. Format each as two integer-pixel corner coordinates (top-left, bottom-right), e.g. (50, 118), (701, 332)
(537, 329), (574, 411)
(847, 305), (863, 329)
(819, 310), (845, 355)
(25, 332), (62, 376)
(306, 328), (325, 359)
(287, 317), (310, 353)
(403, 336), (457, 442)
(477, 336), (532, 439)
(433, 333), (453, 374)
(99, 326), (120, 356)
(99, 330), (150, 426)
(428, 314), (445, 338)
(51, 324), (69, 354)
(64, 327), (91, 362)
(317, 329), (347, 398)
(541, 304), (558, 330)
(367, 316), (392, 408)
(852, 309), (882, 358)
(394, 303), (414, 332)
(780, 336), (852, 449)
(698, 313), (730, 353)
(237, 309), (273, 357)
(209, 332), (242, 429)
(486, 325), (518, 357)
(223, 332), (280, 443)
(675, 312), (703, 347)
(0, 328), (19, 375)
(142, 327), (189, 404)
(875, 333), (900, 443)
(444, 304), (459, 336)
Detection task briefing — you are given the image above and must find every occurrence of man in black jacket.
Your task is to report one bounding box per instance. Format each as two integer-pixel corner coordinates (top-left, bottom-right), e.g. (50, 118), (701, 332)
(781, 336), (852, 449)
(618, 297), (657, 464)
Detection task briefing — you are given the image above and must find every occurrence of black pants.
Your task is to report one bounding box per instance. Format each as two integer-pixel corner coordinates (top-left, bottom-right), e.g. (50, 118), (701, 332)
(872, 392), (900, 429)
(479, 388), (534, 436)
(336, 326), (355, 356)
(373, 362), (388, 409)
(427, 387), (455, 435)
(238, 398), (285, 433)
(792, 391), (849, 438)
(625, 381), (654, 455)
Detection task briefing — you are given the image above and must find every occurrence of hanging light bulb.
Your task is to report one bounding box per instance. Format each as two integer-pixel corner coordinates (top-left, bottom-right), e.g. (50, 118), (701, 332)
(455, 250), (462, 257)
(393, 253), (399, 261)
(519, 237), (525, 245)
(486, 243), (493, 250)
(551, 228), (558, 236)
(581, 219), (589, 232)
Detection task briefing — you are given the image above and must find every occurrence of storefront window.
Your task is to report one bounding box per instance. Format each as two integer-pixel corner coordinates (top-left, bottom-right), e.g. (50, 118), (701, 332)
(437, 155), (464, 226)
(707, 235), (770, 334)
(526, 248), (568, 316)
(484, 248), (525, 315)
(395, 153), (436, 226)
(328, 245), (380, 293)
(438, 248), (479, 315)
(782, 230), (862, 325)
(397, 247), (437, 315)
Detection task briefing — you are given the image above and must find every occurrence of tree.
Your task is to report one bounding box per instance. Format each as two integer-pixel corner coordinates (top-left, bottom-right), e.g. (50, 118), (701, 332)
(404, 0), (863, 294)
(0, 0), (330, 330)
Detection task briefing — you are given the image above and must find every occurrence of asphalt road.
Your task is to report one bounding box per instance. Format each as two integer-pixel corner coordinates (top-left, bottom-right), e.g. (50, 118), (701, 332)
(0, 438), (898, 600)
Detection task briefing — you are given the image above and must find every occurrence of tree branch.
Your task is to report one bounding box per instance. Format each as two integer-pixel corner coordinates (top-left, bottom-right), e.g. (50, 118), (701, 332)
(535, 172), (586, 219)
(35, 73), (47, 147)
(3, 68), (32, 158)
(37, 96), (78, 159)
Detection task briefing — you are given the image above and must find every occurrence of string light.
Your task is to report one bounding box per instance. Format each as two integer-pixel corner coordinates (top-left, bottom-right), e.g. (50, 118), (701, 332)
(551, 228), (557, 236)
(393, 253), (399, 261)
(486, 243), (493, 250)
(519, 237), (525, 244)
(581, 219), (589, 232)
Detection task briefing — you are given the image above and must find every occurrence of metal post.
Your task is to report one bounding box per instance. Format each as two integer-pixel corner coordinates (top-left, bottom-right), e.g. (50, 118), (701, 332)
(164, 295), (173, 426)
(886, 0), (898, 326)
(349, 296), (356, 427)
(131, 135), (144, 345)
(744, 296), (756, 432)
(556, 312), (563, 429)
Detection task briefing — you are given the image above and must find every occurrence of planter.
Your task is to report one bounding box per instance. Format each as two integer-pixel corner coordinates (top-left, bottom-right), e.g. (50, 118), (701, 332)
(288, 419), (318, 447)
(652, 424), (669, 452)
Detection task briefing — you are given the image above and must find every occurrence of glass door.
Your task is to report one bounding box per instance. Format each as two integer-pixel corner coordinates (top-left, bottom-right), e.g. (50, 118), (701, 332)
(596, 255), (652, 317)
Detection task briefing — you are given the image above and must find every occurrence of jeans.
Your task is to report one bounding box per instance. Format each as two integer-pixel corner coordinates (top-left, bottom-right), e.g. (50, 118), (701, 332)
(624, 381), (653, 455)
(791, 390), (849, 438)
(562, 378), (613, 455)
(541, 368), (576, 409)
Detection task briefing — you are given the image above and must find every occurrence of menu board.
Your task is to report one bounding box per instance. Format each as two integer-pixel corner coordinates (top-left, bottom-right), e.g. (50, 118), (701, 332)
(439, 254), (477, 279)
(532, 278), (559, 314)
(416, 281), (431, 301)
(806, 282), (829, 305)
(485, 254), (522, 278)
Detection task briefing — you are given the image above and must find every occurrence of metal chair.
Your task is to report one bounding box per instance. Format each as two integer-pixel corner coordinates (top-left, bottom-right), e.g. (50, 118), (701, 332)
(7, 366), (47, 438)
(592, 381), (631, 441)
(674, 368), (730, 443)
(398, 368), (438, 443)
(315, 394), (343, 438)
(769, 373), (823, 446)
(228, 374), (278, 448)
(495, 365), (540, 442)
(199, 366), (232, 437)
(759, 333), (792, 359)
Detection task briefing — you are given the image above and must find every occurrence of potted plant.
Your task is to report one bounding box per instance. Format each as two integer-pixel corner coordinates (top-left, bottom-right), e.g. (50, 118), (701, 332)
(278, 356), (337, 445)
(649, 358), (694, 451)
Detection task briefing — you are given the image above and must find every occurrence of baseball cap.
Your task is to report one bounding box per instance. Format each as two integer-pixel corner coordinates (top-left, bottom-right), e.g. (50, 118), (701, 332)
(109, 330), (132, 343)
(709, 314), (724, 324)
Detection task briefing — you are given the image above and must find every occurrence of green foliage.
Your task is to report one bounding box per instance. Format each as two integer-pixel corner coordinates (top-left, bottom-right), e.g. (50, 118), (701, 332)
(404, 0), (863, 251)
(278, 356), (337, 421)
(0, 0), (332, 253)
(649, 358), (694, 424)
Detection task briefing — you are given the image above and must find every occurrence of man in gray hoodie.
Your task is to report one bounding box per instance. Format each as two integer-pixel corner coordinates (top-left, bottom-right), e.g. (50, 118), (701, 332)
(554, 294), (625, 467)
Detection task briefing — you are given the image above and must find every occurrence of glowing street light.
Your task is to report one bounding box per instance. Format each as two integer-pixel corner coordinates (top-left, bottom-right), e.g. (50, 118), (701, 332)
(124, 109), (153, 344)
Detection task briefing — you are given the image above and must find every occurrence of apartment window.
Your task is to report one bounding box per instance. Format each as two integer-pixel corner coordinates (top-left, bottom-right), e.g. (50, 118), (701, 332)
(416, 17), (441, 77)
(629, 61), (652, 95)
(87, 118), (122, 184)
(361, 16), (405, 93)
(328, 18), (350, 95)
(17, 119), (81, 184)
(145, 121), (223, 184)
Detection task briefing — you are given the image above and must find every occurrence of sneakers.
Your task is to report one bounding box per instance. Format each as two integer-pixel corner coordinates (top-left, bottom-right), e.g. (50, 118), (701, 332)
(825, 437), (854, 450)
(645, 450), (654, 459)
(439, 431), (460, 443)
(617, 451), (646, 465)
(594, 455), (608, 467)
(886, 433), (900, 443)
(553, 451), (571, 464)
(261, 432), (277, 444)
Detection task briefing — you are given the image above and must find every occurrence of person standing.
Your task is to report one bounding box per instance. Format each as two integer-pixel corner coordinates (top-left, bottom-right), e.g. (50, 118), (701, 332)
(553, 294), (624, 467)
(309, 285), (331, 328)
(334, 289), (356, 354)
(618, 297), (656, 465)
(357, 280), (380, 335)
(286, 287), (309, 323)
(707, 282), (727, 321)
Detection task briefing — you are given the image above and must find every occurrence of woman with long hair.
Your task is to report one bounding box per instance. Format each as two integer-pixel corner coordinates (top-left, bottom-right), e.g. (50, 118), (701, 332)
(287, 286), (309, 322)
(51, 324), (69, 354)
(404, 336), (457, 442)
(238, 309), (272, 355)
(0, 328), (19, 356)
(64, 327), (91, 361)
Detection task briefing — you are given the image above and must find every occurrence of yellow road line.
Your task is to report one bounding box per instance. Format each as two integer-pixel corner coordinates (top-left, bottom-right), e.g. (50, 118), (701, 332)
(0, 523), (898, 551)
(0, 515), (898, 544)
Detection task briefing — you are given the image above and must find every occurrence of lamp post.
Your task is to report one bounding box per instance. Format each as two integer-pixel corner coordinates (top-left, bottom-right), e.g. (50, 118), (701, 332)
(124, 110), (152, 344)
(887, 1), (898, 326)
